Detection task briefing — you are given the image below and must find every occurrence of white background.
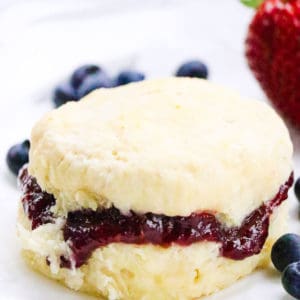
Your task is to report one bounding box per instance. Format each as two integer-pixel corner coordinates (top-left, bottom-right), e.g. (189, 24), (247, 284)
(0, 0), (299, 299)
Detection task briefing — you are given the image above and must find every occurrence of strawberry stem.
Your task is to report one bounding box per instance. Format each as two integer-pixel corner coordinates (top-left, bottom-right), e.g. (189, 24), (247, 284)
(240, 0), (264, 8)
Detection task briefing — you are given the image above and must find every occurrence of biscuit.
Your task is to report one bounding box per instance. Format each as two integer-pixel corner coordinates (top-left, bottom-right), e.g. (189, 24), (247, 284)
(18, 78), (293, 299)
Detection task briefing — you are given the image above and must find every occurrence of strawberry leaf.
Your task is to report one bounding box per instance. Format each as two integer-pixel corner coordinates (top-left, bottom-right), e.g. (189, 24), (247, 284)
(241, 0), (264, 8)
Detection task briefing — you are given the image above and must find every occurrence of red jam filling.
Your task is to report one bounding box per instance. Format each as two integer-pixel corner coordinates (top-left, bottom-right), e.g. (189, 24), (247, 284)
(19, 167), (293, 268)
(19, 168), (55, 230)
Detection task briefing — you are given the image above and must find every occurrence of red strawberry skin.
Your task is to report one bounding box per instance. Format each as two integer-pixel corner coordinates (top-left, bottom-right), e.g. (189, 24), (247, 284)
(245, 0), (300, 128)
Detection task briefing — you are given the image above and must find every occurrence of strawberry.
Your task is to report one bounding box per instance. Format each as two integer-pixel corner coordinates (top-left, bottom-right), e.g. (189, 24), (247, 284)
(244, 0), (300, 128)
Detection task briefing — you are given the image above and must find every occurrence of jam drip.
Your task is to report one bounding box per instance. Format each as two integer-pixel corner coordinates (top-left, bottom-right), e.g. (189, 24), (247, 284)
(19, 167), (293, 268)
(19, 167), (55, 229)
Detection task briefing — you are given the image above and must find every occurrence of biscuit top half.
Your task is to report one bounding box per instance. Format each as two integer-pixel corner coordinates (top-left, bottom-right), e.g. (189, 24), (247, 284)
(29, 78), (293, 226)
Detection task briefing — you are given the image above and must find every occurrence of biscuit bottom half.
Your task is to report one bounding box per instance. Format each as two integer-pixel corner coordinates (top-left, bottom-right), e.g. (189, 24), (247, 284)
(18, 199), (287, 300)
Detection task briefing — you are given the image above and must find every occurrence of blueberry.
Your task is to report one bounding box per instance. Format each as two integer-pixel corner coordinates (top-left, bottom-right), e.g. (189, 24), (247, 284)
(295, 178), (300, 202)
(6, 140), (30, 176)
(53, 82), (78, 108)
(115, 70), (145, 86)
(70, 64), (101, 89)
(282, 261), (300, 299)
(77, 72), (113, 98)
(175, 60), (208, 79)
(271, 233), (300, 272)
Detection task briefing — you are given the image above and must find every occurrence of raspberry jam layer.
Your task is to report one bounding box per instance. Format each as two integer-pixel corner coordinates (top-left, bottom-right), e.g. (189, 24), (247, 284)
(19, 167), (293, 268)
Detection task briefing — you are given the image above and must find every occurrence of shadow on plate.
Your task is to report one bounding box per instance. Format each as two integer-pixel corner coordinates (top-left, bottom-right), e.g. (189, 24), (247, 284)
(289, 127), (300, 154)
(2, 168), (17, 188)
(261, 266), (280, 280)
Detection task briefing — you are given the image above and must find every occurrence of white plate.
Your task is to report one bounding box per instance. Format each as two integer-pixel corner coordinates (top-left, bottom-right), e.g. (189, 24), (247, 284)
(0, 1), (299, 299)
